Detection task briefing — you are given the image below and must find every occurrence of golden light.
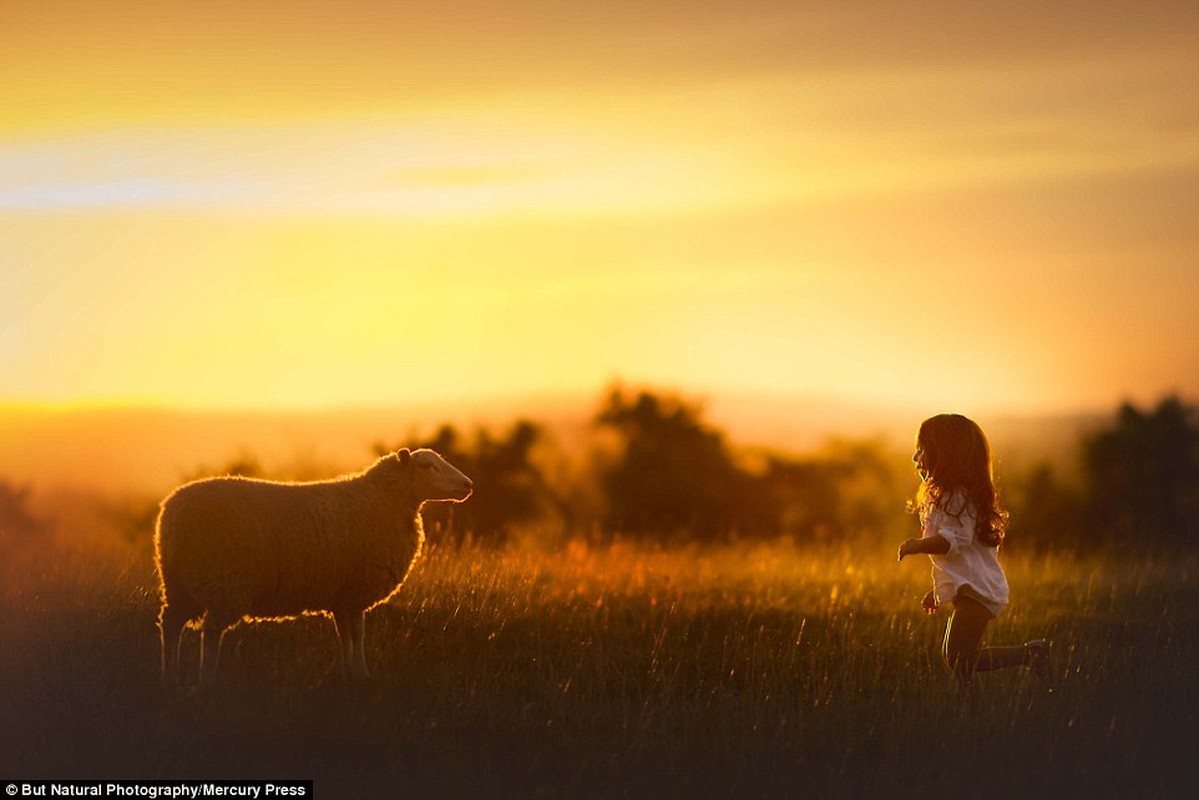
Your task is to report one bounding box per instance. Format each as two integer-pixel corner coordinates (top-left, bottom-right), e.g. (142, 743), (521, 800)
(2, 1), (1197, 416)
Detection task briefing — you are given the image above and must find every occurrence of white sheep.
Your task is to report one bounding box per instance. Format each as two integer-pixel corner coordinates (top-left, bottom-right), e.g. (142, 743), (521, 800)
(154, 448), (472, 687)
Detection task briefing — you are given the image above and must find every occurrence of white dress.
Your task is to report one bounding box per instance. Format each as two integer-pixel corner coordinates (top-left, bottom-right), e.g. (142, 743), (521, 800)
(921, 490), (1010, 617)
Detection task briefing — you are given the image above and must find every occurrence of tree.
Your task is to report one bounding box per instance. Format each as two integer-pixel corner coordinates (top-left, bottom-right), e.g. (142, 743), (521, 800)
(1005, 462), (1084, 552)
(1082, 396), (1199, 548)
(0, 479), (47, 539)
(757, 456), (846, 541)
(594, 388), (771, 540)
(757, 439), (910, 543)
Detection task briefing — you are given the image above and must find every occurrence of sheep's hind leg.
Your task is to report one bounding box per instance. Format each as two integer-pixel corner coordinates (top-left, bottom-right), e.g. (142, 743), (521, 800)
(158, 602), (194, 688)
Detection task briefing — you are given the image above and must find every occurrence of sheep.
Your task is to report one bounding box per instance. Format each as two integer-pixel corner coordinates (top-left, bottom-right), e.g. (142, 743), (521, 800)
(154, 447), (472, 688)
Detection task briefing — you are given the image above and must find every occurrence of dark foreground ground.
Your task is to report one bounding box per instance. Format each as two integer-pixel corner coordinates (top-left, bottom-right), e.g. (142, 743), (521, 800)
(3, 540), (1197, 799)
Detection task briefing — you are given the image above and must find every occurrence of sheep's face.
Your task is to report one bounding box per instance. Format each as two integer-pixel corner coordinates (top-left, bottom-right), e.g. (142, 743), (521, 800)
(400, 448), (473, 503)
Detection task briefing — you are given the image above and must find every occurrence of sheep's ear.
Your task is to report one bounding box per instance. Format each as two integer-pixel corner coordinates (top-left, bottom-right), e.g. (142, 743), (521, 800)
(396, 448), (412, 466)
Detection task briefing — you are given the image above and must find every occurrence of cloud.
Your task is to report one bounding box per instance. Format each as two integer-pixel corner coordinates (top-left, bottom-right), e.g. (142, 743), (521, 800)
(0, 120), (752, 217)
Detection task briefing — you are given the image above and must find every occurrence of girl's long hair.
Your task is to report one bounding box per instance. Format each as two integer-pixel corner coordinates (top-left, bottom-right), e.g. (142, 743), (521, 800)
(910, 413), (1007, 547)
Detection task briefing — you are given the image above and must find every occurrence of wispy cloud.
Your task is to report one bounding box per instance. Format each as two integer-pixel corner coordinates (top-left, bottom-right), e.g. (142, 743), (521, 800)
(0, 121), (755, 217)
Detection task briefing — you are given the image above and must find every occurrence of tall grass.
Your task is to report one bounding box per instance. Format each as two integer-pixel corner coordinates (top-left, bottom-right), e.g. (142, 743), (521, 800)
(2, 527), (1195, 799)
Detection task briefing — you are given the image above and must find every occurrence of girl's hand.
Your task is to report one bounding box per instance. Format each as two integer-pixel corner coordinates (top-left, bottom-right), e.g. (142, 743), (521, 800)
(896, 538), (921, 561)
(921, 589), (940, 615)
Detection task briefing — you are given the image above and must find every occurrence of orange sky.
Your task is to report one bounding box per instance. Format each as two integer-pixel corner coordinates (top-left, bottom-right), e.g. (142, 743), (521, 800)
(3, 0), (1197, 416)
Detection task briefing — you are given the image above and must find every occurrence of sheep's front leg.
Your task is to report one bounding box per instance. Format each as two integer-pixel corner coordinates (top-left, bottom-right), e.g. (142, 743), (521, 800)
(332, 610), (356, 677)
(351, 612), (370, 679)
(338, 610), (369, 680)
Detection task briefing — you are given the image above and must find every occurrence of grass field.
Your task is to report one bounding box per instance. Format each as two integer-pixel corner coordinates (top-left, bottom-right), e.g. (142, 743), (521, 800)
(2, 528), (1196, 799)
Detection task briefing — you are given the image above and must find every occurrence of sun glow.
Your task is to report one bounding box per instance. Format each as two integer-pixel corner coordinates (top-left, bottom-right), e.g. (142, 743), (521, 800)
(3, 1), (1198, 416)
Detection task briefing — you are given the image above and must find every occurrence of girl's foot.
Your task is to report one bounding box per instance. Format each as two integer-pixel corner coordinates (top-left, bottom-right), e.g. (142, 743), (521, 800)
(1025, 639), (1051, 677)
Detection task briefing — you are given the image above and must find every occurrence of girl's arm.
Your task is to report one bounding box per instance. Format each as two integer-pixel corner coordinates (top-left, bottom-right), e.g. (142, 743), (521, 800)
(896, 534), (950, 561)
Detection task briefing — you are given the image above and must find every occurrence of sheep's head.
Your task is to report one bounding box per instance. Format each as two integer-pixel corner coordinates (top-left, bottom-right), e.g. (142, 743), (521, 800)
(391, 447), (473, 503)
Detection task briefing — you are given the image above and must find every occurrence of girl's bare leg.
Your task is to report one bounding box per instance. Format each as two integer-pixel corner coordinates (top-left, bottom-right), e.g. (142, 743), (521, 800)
(942, 594), (1033, 701)
(976, 644), (1030, 672)
(942, 596), (989, 695)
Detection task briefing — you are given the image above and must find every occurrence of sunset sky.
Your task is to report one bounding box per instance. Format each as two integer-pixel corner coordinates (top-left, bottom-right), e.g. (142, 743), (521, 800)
(3, 0), (1197, 416)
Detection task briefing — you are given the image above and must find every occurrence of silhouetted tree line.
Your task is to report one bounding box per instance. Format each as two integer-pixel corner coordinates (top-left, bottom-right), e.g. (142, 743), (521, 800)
(418, 390), (1197, 551)
(593, 388), (905, 543)
(1009, 396), (1199, 552)
(360, 389), (910, 546)
(17, 391), (1194, 552)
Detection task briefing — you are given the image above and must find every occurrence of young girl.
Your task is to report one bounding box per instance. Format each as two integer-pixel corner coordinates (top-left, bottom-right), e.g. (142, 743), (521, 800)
(896, 413), (1049, 696)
